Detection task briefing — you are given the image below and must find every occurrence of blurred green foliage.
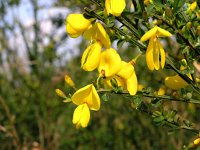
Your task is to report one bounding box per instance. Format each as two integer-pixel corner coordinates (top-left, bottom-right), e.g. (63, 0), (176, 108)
(0, 0), (200, 150)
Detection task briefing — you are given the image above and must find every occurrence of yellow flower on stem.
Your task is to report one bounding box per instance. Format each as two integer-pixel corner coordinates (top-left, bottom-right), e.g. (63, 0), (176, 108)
(71, 84), (100, 128)
(165, 59), (192, 90)
(65, 74), (75, 89)
(98, 48), (122, 77)
(55, 89), (66, 98)
(72, 103), (90, 128)
(187, 1), (197, 13)
(66, 14), (91, 38)
(84, 22), (111, 48)
(140, 26), (172, 71)
(144, 0), (152, 5)
(105, 0), (126, 16)
(81, 42), (102, 71)
(103, 61), (138, 95)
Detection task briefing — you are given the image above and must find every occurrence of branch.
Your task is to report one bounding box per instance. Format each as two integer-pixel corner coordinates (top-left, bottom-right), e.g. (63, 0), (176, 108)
(154, 15), (200, 56)
(84, 7), (146, 50)
(97, 89), (200, 104)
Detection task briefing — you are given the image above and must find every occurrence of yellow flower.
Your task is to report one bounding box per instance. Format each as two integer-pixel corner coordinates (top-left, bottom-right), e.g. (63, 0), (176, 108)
(117, 61), (134, 79)
(144, 0), (152, 5)
(81, 42), (102, 71)
(165, 59), (192, 90)
(187, 1), (197, 13)
(138, 84), (145, 91)
(71, 84), (100, 128)
(72, 84), (100, 110)
(140, 26), (172, 71)
(65, 75), (75, 88)
(98, 48), (122, 77)
(72, 103), (90, 128)
(194, 138), (200, 145)
(157, 87), (166, 96)
(55, 89), (66, 98)
(103, 61), (138, 95)
(126, 71), (138, 95)
(66, 14), (91, 38)
(105, 0), (126, 16)
(84, 22), (111, 48)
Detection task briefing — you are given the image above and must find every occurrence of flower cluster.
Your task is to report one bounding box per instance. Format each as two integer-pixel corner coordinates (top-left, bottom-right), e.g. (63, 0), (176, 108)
(59, 0), (193, 129)
(64, 0), (141, 128)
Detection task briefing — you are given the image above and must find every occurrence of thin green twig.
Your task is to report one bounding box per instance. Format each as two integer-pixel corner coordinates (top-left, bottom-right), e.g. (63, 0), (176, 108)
(84, 7), (146, 50)
(97, 89), (200, 104)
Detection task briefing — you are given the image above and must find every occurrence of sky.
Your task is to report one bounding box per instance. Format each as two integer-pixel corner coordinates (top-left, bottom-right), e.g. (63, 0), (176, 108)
(2, 0), (82, 68)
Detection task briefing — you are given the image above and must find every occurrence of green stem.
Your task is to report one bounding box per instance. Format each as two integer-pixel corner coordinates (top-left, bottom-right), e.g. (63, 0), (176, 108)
(166, 57), (200, 95)
(154, 15), (200, 55)
(116, 16), (140, 39)
(97, 89), (200, 104)
(137, 102), (199, 134)
(84, 7), (146, 50)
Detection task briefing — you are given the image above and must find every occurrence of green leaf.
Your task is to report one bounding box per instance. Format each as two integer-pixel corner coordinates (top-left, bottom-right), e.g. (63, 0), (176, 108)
(146, 4), (154, 16)
(102, 93), (109, 102)
(132, 96), (142, 108)
(173, 0), (186, 12)
(153, 115), (165, 123)
(117, 39), (126, 49)
(152, 0), (164, 10)
(63, 97), (72, 103)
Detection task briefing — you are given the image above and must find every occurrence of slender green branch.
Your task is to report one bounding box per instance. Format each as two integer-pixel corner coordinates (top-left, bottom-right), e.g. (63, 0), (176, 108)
(116, 16), (140, 39)
(90, 0), (141, 39)
(154, 15), (200, 55)
(97, 89), (200, 104)
(134, 101), (199, 134)
(166, 57), (200, 95)
(140, 93), (200, 104)
(84, 7), (146, 50)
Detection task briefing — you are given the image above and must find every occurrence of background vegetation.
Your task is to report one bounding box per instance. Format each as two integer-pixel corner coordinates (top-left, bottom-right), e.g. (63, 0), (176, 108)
(0, 0), (200, 149)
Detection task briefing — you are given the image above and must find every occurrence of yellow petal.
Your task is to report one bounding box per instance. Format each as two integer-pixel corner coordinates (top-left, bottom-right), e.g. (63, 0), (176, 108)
(180, 59), (187, 70)
(179, 59), (192, 80)
(66, 14), (91, 37)
(165, 75), (188, 90)
(110, 0), (126, 16)
(157, 26), (172, 37)
(146, 38), (155, 70)
(55, 89), (66, 98)
(87, 85), (101, 111)
(66, 24), (82, 38)
(96, 22), (111, 48)
(98, 48), (122, 77)
(140, 26), (158, 42)
(72, 104), (90, 128)
(117, 61), (134, 79)
(102, 76), (113, 88)
(81, 42), (102, 71)
(158, 40), (166, 69)
(157, 87), (166, 96)
(126, 70), (138, 95)
(105, 0), (111, 15)
(65, 75), (75, 88)
(194, 138), (200, 145)
(72, 84), (91, 105)
(153, 39), (160, 70)
(187, 1), (197, 12)
(71, 84), (100, 111)
(83, 25), (95, 40)
(138, 84), (145, 91)
(83, 23), (111, 48)
(103, 75), (126, 89)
